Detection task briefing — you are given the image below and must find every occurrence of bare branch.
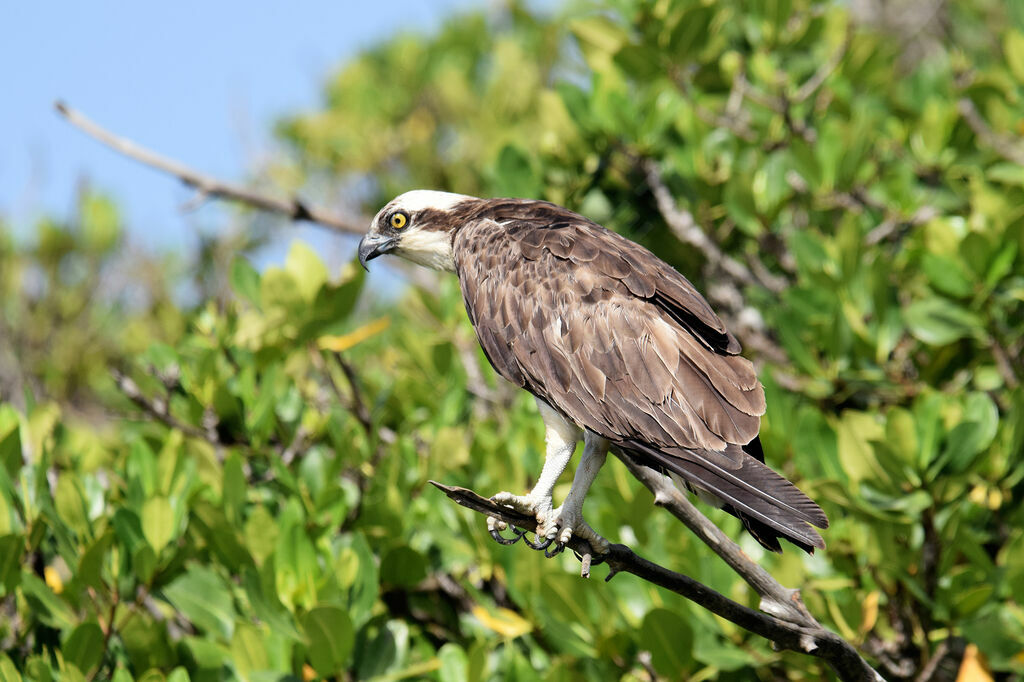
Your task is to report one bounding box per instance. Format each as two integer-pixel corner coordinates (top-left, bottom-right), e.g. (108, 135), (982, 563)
(793, 32), (851, 103)
(54, 101), (367, 235)
(864, 205), (939, 246)
(642, 159), (766, 290)
(958, 98), (1024, 166)
(641, 158), (794, 367)
(989, 335), (1021, 389)
(431, 480), (882, 682)
(112, 368), (216, 445)
(614, 450), (814, 622)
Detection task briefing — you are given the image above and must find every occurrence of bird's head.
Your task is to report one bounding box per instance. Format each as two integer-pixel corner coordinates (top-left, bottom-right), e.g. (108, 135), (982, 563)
(358, 190), (476, 273)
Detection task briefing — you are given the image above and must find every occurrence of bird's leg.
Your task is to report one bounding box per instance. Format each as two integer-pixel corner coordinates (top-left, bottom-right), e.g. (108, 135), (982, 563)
(488, 401), (580, 536)
(544, 432), (610, 554)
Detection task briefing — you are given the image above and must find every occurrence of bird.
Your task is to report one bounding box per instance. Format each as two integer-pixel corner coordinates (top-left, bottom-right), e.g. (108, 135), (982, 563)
(358, 190), (828, 555)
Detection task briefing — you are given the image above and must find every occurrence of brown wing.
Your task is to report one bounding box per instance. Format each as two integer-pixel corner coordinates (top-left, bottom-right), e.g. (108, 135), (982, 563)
(453, 210), (826, 550)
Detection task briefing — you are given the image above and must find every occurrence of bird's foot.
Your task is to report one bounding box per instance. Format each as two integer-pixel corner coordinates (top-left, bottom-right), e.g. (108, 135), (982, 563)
(541, 505), (610, 555)
(488, 490), (552, 529)
(486, 491), (609, 557)
(487, 491), (562, 550)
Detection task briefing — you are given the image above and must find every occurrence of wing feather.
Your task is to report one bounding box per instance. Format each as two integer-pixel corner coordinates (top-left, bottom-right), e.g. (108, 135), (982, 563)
(452, 211), (827, 552)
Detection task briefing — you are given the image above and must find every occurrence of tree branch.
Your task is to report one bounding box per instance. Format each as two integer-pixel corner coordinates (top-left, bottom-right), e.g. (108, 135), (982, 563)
(793, 32), (850, 103)
(54, 101), (367, 235)
(957, 98), (1024, 166)
(431, 480), (882, 682)
(642, 159), (764, 290)
(112, 368), (217, 445)
(641, 159), (795, 369)
(613, 449), (813, 623)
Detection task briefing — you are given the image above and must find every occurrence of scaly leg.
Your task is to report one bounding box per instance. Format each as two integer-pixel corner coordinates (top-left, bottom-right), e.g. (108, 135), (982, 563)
(488, 400), (580, 534)
(544, 431), (610, 554)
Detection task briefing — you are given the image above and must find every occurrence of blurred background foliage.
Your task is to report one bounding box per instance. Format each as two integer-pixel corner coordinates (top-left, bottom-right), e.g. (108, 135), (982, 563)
(3, 0), (1024, 679)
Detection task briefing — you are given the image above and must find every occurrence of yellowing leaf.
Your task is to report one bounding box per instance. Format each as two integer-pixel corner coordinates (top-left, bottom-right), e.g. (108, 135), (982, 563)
(471, 605), (532, 639)
(956, 644), (993, 682)
(318, 317), (390, 352)
(44, 566), (63, 594)
(859, 591), (879, 635)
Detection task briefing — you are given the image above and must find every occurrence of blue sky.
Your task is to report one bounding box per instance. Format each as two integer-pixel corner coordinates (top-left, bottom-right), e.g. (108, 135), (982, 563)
(0, 1), (486, 258)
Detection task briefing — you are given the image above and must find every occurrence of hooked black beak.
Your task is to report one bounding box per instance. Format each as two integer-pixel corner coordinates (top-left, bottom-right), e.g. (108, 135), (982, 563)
(358, 233), (396, 270)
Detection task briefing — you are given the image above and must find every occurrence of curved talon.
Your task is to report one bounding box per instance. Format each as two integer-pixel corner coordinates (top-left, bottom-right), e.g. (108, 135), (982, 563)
(489, 523), (525, 546)
(544, 542), (565, 558)
(523, 533), (553, 550)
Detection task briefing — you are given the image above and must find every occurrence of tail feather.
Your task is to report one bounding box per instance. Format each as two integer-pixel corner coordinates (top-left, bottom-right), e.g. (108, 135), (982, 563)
(623, 437), (828, 553)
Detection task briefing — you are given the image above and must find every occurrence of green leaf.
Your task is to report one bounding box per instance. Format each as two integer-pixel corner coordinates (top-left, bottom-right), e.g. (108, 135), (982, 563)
(380, 546), (428, 588)
(569, 16), (628, 68)
(133, 545), (157, 584)
(284, 241), (328, 302)
(885, 408), (919, 468)
(666, 5), (715, 60)
(492, 145), (540, 199)
(230, 621), (269, 680)
(77, 532), (113, 593)
(0, 535), (24, 594)
(0, 407), (21, 480)
(80, 193), (121, 252)
(639, 608), (693, 676)
(438, 643), (468, 682)
(63, 622), (104, 675)
(836, 412), (886, 486)
(241, 565), (303, 642)
(301, 606), (354, 677)
(243, 506), (278, 566)
(166, 669), (189, 682)
(931, 392), (999, 474)
(921, 253), (973, 298)
(230, 258), (262, 307)
(296, 263), (366, 342)
(55, 475), (91, 538)
(141, 496), (174, 554)
(904, 298), (983, 346)
(954, 584), (994, 617)
(1005, 28), (1024, 82)
(222, 453), (246, 526)
(20, 572), (75, 629)
(162, 566), (236, 639)
(0, 654), (22, 682)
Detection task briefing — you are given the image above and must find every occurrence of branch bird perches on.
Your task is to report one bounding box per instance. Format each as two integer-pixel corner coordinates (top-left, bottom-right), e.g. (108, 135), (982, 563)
(433, 464), (881, 682)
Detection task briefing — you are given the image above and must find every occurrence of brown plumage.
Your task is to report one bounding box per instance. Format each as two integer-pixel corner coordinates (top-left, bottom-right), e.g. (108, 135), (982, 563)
(359, 191), (828, 552)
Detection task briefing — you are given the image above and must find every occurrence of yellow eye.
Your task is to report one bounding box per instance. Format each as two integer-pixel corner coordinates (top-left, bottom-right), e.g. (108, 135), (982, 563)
(390, 212), (408, 229)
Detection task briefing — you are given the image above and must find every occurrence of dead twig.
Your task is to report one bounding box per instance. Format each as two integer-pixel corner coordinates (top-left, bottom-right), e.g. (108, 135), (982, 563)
(112, 368), (215, 445)
(793, 31), (851, 103)
(642, 159), (769, 291)
(958, 98), (1024, 166)
(54, 101), (367, 235)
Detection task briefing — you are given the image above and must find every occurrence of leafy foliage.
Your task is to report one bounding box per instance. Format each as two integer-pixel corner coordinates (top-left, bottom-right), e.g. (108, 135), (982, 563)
(3, 0), (1024, 680)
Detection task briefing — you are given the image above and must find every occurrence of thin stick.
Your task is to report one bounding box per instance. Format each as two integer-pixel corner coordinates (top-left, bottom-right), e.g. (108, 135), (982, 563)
(614, 449), (815, 624)
(54, 101), (367, 235)
(958, 98), (1024, 166)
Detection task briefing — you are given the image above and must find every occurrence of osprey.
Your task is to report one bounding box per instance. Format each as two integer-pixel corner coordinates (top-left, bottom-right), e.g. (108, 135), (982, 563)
(359, 190), (827, 554)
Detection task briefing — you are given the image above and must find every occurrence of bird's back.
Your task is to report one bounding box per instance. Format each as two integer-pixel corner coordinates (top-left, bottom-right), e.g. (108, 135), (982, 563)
(451, 201), (827, 551)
